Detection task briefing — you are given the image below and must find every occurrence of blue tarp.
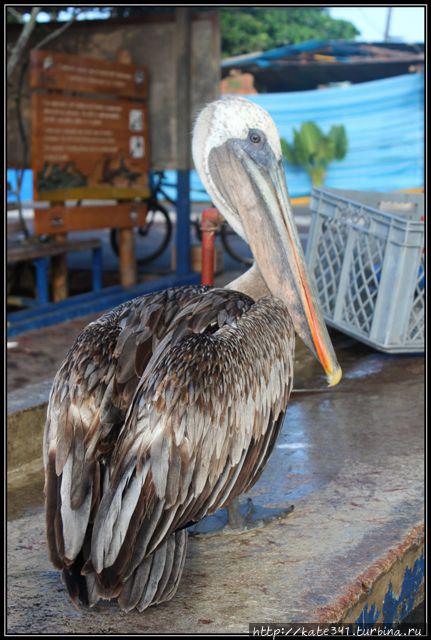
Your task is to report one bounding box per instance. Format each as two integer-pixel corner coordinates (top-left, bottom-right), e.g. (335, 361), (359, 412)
(221, 39), (380, 68)
(221, 40), (423, 69)
(8, 73), (423, 202)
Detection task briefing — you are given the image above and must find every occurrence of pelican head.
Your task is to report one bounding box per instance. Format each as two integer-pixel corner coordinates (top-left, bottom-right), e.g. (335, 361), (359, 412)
(193, 96), (341, 386)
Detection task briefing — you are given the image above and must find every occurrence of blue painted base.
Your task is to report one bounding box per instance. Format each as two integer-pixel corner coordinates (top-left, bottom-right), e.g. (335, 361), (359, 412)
(355, 553), (424, 624)
(7, 273), (201, 337)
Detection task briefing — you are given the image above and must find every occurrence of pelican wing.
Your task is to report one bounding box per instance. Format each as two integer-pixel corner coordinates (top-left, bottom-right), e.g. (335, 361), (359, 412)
(44, 285), (208, 569)
(90, 291), (294, 588)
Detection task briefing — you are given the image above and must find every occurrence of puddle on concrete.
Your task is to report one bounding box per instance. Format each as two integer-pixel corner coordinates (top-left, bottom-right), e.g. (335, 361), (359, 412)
(343, 357), (384, 379)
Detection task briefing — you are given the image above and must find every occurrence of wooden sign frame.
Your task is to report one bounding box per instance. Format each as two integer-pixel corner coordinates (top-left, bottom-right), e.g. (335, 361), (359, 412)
(30, 49), (152, 288)
(33, 203), (148, 236)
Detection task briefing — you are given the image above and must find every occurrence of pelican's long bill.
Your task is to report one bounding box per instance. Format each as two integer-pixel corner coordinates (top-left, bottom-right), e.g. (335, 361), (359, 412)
(207, 133), (342, 387)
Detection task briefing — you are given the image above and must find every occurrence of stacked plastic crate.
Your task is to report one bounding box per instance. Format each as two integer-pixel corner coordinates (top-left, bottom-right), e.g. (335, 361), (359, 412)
(306, 188), (424, 353)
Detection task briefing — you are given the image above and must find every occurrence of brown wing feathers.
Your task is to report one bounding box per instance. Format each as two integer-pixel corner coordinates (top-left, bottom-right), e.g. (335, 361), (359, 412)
(44, 286), (294, 611)
(90, 294), (294, 596)
(44, 287), (208, 599)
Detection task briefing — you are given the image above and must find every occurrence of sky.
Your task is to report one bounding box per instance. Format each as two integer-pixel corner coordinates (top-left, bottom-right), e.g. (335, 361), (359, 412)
(328, 7), (425, 43)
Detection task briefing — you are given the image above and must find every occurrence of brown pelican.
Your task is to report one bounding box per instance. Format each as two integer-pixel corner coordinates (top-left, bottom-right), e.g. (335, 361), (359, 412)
(43, 96), (341, 613)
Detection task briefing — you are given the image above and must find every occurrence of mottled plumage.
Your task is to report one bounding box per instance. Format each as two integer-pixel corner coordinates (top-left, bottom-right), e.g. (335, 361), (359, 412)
(44, 286), (295, 611)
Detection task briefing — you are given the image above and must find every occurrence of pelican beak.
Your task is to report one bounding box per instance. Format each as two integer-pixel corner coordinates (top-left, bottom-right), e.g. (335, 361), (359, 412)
(208, 138), (341, 387)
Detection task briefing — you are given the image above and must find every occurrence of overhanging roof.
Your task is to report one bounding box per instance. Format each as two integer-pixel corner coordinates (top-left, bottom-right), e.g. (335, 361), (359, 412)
(221, 40), (424, 92)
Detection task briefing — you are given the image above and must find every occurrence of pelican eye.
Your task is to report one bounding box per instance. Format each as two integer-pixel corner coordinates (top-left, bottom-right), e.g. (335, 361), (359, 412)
(249, 131), (261, 144)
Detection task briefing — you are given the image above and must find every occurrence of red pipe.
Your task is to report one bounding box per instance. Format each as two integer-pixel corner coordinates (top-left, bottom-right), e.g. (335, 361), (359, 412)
(201, 208), (222, 286)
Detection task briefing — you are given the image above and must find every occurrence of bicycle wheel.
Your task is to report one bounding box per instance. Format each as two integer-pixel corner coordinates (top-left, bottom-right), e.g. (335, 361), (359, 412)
(220, 222), (253, 266)
(110, 201), (173, 265)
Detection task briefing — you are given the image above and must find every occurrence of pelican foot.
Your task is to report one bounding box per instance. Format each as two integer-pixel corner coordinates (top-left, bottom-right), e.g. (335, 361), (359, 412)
(188, 498), (294, 537)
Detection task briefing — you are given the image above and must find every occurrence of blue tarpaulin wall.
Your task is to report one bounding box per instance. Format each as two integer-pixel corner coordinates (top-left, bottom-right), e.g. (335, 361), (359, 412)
(8, 73), (423, 202)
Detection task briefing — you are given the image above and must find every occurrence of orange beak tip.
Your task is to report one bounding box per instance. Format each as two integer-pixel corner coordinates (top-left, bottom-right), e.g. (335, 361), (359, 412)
(326, 365), (342, 388)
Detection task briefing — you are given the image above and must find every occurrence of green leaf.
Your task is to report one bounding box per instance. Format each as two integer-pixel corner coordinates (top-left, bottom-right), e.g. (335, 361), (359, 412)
(299, 122), (323, 157)
(292, 128), (309, 165)
(328, 125), (348, 159)
(316, 137), (335, 163)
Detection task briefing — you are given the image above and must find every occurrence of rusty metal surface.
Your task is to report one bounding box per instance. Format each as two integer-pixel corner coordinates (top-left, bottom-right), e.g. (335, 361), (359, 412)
(7, 323), (424, 632)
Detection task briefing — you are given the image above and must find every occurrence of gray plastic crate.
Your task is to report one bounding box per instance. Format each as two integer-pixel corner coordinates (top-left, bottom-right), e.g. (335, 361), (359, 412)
(305, 187), (424, 353)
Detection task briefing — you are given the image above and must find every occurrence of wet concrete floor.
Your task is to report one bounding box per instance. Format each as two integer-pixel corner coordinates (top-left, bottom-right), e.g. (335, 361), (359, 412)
(7, 320), (424, 632)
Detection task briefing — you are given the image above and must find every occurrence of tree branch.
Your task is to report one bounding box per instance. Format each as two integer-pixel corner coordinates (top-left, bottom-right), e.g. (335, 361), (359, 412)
(34, 8), (83, 50)
(7, 6), (41, 81)
(7, 7), (25, 23)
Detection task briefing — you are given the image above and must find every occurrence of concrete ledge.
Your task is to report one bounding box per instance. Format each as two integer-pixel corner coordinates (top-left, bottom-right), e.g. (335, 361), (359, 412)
(7, 379), (51, 489)
(7, 378), (52, 415)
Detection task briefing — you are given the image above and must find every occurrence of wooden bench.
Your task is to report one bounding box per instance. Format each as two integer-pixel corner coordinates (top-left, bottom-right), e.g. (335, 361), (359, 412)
(7, 236), (102, 307)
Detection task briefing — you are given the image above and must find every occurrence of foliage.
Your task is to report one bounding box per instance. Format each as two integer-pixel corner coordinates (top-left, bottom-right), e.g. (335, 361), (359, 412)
(220, 8), (359, 58)
(6, 6), (108, 23)
(281, 122), (348, 187)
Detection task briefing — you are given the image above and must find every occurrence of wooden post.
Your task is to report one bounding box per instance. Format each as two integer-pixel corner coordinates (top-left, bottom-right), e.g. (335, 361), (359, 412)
(51, 219), (68, 302)
(117, 50), (137, 288)
(119, 227), (137, 288)
(175, 9), (192, 170)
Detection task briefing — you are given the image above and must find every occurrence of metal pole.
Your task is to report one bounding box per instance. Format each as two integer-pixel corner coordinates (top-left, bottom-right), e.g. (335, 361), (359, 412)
(384, 7), (392, 42)
(175, 7), (192, 276)
(92, 246), (103, 292)
(34, 257), (50, 305)
(201, 208), (222, 286)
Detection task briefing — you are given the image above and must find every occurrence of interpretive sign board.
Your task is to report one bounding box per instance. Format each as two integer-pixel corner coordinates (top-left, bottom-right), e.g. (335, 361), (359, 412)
(31, 50), (149, 205)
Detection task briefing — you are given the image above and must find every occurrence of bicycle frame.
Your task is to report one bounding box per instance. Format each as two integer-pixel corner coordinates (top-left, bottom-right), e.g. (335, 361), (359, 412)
(150, 172), (177, 208)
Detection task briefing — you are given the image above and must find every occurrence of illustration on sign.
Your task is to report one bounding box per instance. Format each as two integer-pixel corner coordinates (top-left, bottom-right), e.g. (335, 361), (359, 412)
(130, 136), (145, 159)
(100, 157), (143, 187)
(37, 161), (87, 191)
(134, 69), (145, 86)
(129, 109), (144, 132)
